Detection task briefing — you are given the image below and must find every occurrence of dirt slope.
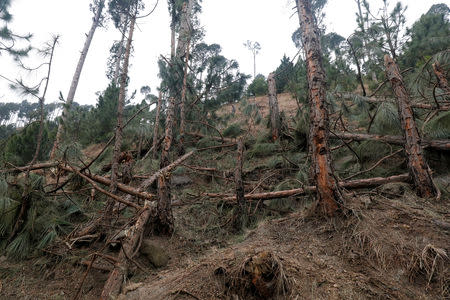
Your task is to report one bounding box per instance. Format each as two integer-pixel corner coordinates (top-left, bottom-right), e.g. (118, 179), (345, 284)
(122, 189), (449, 300)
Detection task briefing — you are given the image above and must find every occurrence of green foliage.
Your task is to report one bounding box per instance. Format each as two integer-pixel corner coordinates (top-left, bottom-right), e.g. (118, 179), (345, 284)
(246, 74), (268, 97)
(400, 4), (450, 68)
(222, 123), (242, 138)
(371, 102), (402, 135)
(247, 142), (278, 158)
(423, 111), (450, 139)
(1, 175), (79, 259)
(274, 55), (294, 93)
(3, 121), (55, 166)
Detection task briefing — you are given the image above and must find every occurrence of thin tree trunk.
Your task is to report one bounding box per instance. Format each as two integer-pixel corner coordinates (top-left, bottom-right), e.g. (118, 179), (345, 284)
(110, 15), (136, 193)
(232, 138), (245, 232)
(178, 41), (191, 155)
(152, 91), (163, 159)
(50, 0), (104, 159)
(384, 55), (437, 198)
(267, 72), (281, 141)
(347, 37), (366, 96)
(170, 22), (176, 58)
(433, 62), (450, 95)
(297, 0), (343, 216)
(9, 37), (58, 243)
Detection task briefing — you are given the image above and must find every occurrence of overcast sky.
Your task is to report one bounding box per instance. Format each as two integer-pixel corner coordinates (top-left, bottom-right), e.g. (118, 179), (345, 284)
(0, 0), (446, 106)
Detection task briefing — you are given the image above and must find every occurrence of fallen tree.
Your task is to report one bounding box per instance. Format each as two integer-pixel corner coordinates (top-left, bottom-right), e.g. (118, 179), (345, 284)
(336, 93), (450, 111)
(330, 132), (450, 151)
(219, 173), (411, 202)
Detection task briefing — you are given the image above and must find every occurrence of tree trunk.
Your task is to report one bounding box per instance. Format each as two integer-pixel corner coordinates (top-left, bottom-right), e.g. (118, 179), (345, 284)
(175, 0), (194, 59)
(221, 173), (411, 202)
(9, 37), (58, 243)
(170, 22), (176, 59)
(110, 15), (136, 193)
(113, 16), (128, 85)
(152, 92), (163, 159)
(347, 38), (366, 96)
(232, 138), (245, 232)
(297, 0), (343, 216)
(329, 132), (450, 151)
(101, 203), (152, 299)
(384, 55), (437, 198)
(267, 73), (281, 141)
(178, 41), (191, 155)
(153, 96), (176, 235)
(433, 62), (450, 95)
(50, 0), (104, 159)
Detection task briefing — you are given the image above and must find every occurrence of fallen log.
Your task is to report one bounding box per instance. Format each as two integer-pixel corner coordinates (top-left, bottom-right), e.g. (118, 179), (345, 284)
(65, 164), (142, 210)
(186, 131), (234, 143)
(337, 93), (450, 110)
(0, 162), (59, 174)
(331, 132), (450, 151)
(119, 151), (195, 207)
(58, 164), (155, 201)
(101, 202), (152, 298)
(220, 173), (411, 201)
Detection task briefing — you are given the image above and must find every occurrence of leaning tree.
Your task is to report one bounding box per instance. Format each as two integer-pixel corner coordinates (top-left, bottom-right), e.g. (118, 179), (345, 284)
(296, 0), (344, 216)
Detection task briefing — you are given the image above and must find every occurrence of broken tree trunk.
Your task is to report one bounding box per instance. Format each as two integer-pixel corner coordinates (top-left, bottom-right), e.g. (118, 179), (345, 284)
(50, 0), (105, 159)
(267, 73), (281, 141)
(100, 203), (152, 299)
(433, 62), (450, 95)
(297, 0), (343, 216)
(175, 0), (194, 59)
(337, 93), (450, 111)
(329, 132), (450, 151)
(58, 164), (155, 201)
(384, 55), (437, 198)
(152, 92), (163, 159)
(221, 173), (411, 202)
(232, 138), (245, 232)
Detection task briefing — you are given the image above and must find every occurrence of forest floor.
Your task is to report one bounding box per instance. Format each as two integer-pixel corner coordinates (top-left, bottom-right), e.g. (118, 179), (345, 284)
(1, 94), (449, 299)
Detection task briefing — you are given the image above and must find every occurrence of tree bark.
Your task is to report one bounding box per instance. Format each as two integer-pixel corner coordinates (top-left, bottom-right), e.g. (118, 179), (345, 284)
(232, 138), (245, 232)
(178, 41), (191, 155)
(297, 0), (343, 216)
(384, 55), (437, 198)
(221, 173), (411, 202)
(50, 0), (104, 159)
(175, 0), (194, 59)
(433, 62), (450, 95)
(330, 132), (450, 151)
(152, 92), (163, 159)
(267, 72), (281, 141)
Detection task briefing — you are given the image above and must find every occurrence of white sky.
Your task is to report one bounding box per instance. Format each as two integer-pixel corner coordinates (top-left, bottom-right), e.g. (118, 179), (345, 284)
(0, 0), (447, 106)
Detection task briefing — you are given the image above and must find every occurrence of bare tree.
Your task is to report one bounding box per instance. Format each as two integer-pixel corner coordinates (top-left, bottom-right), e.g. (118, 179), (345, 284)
(50, 0), (105, 159)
